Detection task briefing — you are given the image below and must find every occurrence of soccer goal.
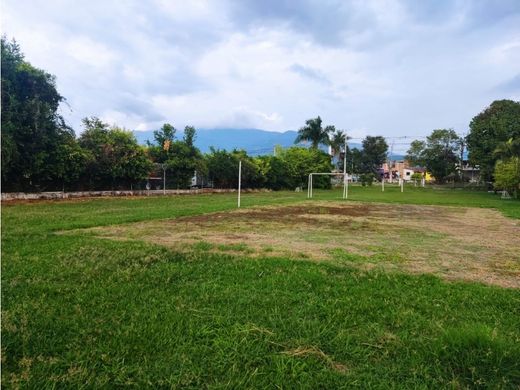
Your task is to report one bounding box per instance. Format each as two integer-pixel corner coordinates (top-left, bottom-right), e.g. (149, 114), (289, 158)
(308, 172), (349, 199)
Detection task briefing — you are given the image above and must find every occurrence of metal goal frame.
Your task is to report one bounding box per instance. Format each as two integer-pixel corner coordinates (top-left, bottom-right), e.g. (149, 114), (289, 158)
(307, 172), (348, 199)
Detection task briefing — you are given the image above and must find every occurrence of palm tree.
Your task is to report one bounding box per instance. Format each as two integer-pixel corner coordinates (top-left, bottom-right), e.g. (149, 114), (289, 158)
(294, 116), (334, 149)
(330, 130), (350, 155)
(493, 138), (520, 160)
(329, 130), (351, 170)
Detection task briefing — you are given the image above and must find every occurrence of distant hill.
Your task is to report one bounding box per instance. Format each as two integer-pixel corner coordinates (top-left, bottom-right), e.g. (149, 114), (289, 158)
(133, 128), (364, 156)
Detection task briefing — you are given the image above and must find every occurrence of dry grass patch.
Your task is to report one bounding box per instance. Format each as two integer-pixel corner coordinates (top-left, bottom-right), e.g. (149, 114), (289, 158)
(281, 346), (348, 374)
(81, 202), (520, 288)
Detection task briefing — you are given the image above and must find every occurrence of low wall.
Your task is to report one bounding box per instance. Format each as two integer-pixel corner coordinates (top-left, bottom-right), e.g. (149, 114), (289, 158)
(1, 188), (270, 201)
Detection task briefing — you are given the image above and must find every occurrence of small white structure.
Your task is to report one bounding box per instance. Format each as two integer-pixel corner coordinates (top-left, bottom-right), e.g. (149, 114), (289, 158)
(403, 169), (414, 182)
(501, 190), (512, 199)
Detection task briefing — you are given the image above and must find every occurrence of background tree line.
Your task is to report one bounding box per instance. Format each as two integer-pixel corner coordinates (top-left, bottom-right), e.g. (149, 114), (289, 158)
(2, 37), (519, 194)
(405, 100), (520, 194)
(0, 37), (383, 192)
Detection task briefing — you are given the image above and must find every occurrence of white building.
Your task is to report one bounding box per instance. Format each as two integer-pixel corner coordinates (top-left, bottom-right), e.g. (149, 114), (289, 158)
(402, 168), (415, 181)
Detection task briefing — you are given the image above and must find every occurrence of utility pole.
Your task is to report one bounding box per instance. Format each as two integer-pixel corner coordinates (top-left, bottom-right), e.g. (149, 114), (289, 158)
(459, 133), (466, 187)
(343, 138), (347, 199)
(388, 139), (395, 183)
(238, 160), (242, 208)
(445, 133), (451, 184)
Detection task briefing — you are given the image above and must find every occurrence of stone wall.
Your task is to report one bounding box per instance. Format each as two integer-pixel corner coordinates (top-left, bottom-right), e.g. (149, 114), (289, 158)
(1, 188), (270, 201)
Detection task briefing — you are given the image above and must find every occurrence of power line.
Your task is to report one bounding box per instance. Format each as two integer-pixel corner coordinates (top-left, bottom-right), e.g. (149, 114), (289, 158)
(242, 132), (467, 156)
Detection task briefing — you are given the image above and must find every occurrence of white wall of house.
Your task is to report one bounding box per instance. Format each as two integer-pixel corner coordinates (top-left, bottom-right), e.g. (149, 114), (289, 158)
(403, 169), (414, 181)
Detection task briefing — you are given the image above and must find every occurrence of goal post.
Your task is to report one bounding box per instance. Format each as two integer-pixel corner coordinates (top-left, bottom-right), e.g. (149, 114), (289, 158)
(308, 172), (348, 199)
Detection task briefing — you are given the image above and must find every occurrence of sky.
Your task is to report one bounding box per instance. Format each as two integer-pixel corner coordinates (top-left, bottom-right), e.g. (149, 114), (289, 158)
(2, 0), (520, 144)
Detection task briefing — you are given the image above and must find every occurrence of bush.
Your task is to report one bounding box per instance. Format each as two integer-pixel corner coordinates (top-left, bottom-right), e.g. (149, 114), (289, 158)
(360, 173), (375, 186)
(411, 172), (423, 181)
(494, 157), (520, 198)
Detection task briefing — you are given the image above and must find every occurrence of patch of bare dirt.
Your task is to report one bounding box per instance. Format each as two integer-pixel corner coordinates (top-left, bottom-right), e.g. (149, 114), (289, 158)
(83, 202), (520, 288)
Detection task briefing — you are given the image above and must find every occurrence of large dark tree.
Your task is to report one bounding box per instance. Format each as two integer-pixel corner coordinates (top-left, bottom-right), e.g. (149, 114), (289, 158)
(151, 122), (176, 150)
(494, 137), (520, 161)
(405, 140), (426, 166)
(148, 124), (206, 188)
(408, 129), (459, 184)
(253, 155), (290, 190)
(346, 148), (364, 174)
(205, 148), (260, 188)
(79, 117), (152, 189)
(278, 147), (333, 189)
(148, 123), (176, 164)
(1, 37), (79, 191)
(360, 136), (388, 174)
(183, 125), (196, 148)
(467, 100), (520, 181)
(165, 137), (206, 189)
(294, 116), (334, 149)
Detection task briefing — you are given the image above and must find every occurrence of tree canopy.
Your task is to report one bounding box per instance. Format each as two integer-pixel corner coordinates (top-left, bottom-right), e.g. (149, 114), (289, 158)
(405, 140), (426, 166)
(493, 138), (520, 197)
(406, 129), (460, 183)
(1, 36), (76, 191)
(3, 38), (519, 194)
(329, 130), (348, 155)
(278, 147), (333, 189)
(79, 117), (152, 189)
(360, 136), (388, 175)
(205, 148), (257, 188)
(294, 116), (334, 149)
(329, 129), (350, 170)
(467, 99), (520, 181)
(152, 123), (176, 150)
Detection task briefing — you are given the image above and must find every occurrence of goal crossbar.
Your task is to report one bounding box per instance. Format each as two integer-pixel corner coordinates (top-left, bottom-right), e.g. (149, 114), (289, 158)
(308, 173), (348, 199)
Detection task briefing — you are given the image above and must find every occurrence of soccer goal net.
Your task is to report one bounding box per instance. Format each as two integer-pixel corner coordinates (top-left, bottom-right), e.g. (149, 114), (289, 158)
(308, 172), (348, 199)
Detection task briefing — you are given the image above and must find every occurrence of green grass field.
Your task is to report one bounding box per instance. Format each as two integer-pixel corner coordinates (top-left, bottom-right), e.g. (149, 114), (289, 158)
(2, 186), (520, 388)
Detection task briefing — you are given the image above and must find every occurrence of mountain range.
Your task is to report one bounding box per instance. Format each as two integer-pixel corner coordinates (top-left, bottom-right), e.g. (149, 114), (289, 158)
(133, 128), (307, 155)
(133, 128), (405, 159)
(134, 128), (361, 156)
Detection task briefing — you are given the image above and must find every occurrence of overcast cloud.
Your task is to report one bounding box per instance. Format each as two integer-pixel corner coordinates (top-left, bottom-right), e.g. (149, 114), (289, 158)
(2, 0), (520, 147)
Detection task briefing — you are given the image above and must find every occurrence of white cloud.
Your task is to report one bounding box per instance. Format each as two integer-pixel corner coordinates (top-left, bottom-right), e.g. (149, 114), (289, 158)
(65, 36), (118, 69)
(488, 37), (520, 65)
(153, 0), (226, 22)
(2, 0), (519, 137)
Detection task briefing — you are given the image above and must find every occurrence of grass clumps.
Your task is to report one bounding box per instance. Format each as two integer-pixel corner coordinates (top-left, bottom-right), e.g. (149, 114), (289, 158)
(432, 325), (520, 388)
(329, 248), (365, 262)
(216, 243), (253, 253)
(192, 241), (214, 251)
(2, 189), (519, 387)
